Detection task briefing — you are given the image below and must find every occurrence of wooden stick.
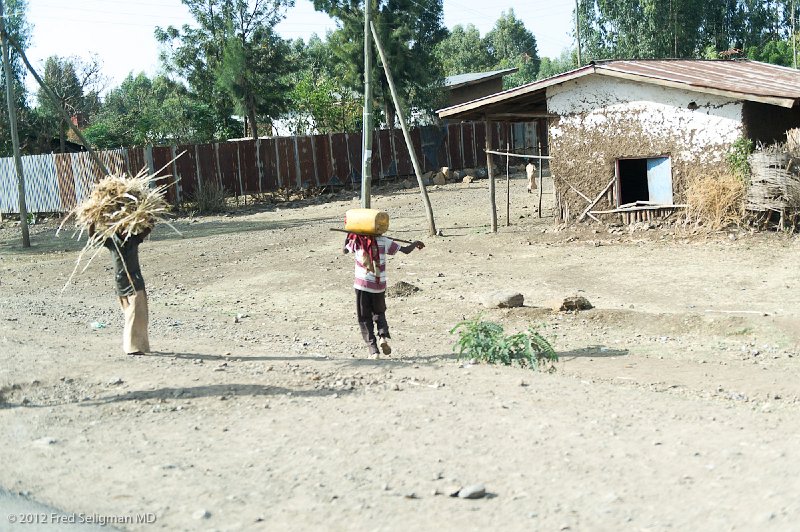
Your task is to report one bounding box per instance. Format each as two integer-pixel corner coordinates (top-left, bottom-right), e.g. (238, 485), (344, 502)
(329, 227), (414, 244)
(505, 142), (510, 227)
(555, 177), (600, 222)
(578, 178), (616, 222)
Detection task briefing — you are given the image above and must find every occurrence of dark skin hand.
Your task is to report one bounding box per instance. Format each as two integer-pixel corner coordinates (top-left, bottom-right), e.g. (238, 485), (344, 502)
(400, 241), (425, 254)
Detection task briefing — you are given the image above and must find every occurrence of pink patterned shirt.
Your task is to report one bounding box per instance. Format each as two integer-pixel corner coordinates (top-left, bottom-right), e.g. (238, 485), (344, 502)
(346, 236), (401, 293)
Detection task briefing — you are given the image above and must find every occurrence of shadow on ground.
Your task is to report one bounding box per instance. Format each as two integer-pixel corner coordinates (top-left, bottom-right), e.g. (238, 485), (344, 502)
(86, 383), (350, 405)
(558, 345), (629, 361)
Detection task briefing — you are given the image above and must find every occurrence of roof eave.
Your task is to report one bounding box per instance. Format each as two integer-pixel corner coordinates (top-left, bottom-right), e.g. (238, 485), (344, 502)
(438, 65), (596, 119)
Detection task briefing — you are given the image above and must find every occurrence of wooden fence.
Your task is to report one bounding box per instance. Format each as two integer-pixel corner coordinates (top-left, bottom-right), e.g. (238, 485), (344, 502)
(0, 121), (541, 214)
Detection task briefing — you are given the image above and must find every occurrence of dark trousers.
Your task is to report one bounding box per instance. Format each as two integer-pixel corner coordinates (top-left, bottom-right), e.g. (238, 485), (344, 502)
(356, 289), (390, 353)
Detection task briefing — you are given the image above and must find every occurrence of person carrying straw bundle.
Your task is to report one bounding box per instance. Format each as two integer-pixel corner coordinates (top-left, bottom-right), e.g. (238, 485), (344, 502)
(60, 170), (177, 355)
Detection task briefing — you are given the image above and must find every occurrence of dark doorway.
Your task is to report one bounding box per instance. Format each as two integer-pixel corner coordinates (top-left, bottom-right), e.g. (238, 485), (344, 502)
(617, 156), (673, 205)
(617, 158), (649, 204)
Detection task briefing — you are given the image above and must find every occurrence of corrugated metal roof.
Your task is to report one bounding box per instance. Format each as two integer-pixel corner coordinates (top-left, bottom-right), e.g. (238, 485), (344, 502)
(438, 59), (800, 120)
(445, 68), (518, 89)
(595, 59), (800, 101)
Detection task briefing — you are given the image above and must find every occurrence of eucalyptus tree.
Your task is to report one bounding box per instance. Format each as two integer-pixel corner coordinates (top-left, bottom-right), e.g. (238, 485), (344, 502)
(156, 0), (295, 140)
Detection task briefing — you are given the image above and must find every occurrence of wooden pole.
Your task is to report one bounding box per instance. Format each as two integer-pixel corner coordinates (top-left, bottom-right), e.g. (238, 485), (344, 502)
(3, 30), (109, 175)
(575, 0), (582, 66)
(485, 116), (497, 232)
(537, 156), (543, 218)
(793, 0), (797, 69)
(370, 22), (436, 236)
(505, 142), (510, 227)
(361, 0), (373, 207)
(0, 3), (29, 247)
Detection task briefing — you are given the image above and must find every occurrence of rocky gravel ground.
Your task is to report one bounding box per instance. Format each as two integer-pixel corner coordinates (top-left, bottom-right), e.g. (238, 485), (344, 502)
(2, 175), (800, 531)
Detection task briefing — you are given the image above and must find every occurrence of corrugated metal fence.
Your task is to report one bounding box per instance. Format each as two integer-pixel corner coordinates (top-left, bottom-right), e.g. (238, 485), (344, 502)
(0, 121), (539, 214)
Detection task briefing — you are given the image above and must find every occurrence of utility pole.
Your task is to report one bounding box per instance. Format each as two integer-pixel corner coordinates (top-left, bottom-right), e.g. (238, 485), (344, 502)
(0, 2), (30, 247)
(575, 0), (582, 66)
(793, 0), (797, 69)
(370, 22), (436, 236)
(360, 0), (373, 208)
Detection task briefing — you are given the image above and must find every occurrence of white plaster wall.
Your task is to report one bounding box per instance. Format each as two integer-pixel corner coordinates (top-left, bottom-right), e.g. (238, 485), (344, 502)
(547, 75), (744, 164)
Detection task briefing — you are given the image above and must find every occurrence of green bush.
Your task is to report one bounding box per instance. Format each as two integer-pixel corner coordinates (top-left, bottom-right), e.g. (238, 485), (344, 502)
(450, 316), (557, 371)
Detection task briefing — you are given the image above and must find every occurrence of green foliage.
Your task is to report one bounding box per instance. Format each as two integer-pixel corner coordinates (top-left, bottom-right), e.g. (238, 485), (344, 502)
(35, 55), (104, 152)
(746, 39), (795, 66)
(84, 73), (212, 148)
(727, 137), (754, 179)
(0, 0), (33, 157)
(435, 24), (493, 76)
(312, 0), (447, 127)
(156, 0), (294, 140)
(284, 35), (362, 134)
(450, 316), (558, 371)
(485, 9), (539, 88)
(537, 49), (578, 80)
(576, 0), (798, 63)
(434, 11), (540, 89)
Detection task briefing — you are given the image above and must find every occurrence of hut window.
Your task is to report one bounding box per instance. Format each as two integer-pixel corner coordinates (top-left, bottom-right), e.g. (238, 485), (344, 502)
(616, 156), (673, 205)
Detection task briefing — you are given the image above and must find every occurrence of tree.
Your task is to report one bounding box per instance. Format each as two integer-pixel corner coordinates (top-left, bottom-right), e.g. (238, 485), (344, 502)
(575, 0), (795, 63)
(156, 0), (295, 141)
(35, 55), (105, 153)
(0, 0), (32, 157)
(312, 0), (448, 129)
(537, 49), (578, 80)
(83, 73), (211, 148)
(434, 24), (492, 76)
(485, 9), (540, 88)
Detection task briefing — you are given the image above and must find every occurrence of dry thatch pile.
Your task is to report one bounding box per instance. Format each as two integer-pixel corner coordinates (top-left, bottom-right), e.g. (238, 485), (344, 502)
(58, 169), (179, 292)
(684, 171), (746, 230)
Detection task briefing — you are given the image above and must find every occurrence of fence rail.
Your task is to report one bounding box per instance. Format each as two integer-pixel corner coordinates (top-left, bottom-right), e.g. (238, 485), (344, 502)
(0, 121), (541, 214)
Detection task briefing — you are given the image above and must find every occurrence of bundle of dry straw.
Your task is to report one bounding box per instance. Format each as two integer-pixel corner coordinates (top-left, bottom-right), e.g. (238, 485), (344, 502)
(58, 169), (180, 292)
(684, 171), (746, 230)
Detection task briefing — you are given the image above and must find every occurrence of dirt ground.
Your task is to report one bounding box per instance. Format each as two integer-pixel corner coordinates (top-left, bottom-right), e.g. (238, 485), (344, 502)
(1, 174), (800, 531)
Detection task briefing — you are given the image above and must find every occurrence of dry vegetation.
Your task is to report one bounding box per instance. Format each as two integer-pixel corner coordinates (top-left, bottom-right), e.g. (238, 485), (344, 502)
(56, 171), (177, 291)
(683, 170), (747, 230)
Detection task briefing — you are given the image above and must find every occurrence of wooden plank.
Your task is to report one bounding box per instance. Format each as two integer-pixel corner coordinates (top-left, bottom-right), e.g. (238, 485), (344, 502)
(578, 177), (616, 222)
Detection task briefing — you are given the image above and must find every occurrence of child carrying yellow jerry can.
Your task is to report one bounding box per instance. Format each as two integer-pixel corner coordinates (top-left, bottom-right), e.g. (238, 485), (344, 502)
(340, 209), (424, 357)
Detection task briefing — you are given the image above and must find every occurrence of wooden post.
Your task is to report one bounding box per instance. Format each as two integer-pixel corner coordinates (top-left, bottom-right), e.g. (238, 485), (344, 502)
(575, 0), (582, 66)
(370, 22), (436, 236)
(486, 116), (497, 232)
(0, 3), (29, 247)
(505, 142), (510, 227)
(361, 0), (373, 208)
(537, 155), (543, 217)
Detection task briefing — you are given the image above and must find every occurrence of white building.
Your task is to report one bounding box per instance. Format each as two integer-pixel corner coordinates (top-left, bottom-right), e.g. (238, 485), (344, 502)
(438, 60), (800, 222)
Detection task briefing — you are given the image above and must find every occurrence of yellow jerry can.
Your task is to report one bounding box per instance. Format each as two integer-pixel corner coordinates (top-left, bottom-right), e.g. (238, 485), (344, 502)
(344, 208), (389, 235)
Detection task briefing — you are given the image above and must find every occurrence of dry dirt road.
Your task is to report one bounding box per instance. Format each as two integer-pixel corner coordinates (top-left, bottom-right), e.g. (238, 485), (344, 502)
(1, 175), (800, 531)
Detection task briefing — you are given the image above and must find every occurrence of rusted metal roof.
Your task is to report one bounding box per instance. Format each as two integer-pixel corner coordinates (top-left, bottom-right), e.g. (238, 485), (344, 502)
(438, 59), (800, 120)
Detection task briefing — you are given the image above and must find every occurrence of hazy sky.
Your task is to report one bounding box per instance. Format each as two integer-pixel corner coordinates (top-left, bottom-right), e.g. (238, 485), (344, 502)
(25, 0), (575, 94)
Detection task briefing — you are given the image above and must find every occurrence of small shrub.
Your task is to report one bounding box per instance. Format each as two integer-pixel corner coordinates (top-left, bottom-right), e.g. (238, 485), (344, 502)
(727, 137), (754, 179)
(450, 316), (557, 371)
(191, 180), (227, 214)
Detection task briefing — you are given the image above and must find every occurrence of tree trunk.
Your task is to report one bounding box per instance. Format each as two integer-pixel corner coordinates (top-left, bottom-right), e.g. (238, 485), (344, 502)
(59, 124), (65, 154)
(247, 98), (259, 140)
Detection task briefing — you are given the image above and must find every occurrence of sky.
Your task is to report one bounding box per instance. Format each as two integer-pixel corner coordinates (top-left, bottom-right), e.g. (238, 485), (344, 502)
(25, 0), (575, 96)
